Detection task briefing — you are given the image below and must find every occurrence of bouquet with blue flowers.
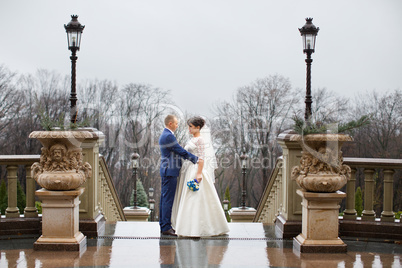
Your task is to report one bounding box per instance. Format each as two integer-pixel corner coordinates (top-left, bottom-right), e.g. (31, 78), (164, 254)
(187, 179), (200, 191)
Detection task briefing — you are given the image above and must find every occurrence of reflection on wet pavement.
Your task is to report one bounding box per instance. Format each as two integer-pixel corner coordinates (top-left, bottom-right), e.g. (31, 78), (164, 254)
(0, 222), (401, 267)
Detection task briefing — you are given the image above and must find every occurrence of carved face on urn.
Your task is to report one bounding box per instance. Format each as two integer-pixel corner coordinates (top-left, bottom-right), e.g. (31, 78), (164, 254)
(50, 144), (67, 162)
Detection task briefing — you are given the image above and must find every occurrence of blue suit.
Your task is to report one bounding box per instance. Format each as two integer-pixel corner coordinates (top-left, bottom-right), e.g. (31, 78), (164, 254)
(159, 128), (198, 232)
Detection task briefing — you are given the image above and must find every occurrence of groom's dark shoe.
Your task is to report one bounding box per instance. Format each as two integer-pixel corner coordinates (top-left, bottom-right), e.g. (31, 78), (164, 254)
(162, 228), (177, 237)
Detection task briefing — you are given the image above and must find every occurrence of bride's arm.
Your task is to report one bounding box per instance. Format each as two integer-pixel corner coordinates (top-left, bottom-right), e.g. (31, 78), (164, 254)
(196, 159), (204, 183)
(195, 138), (205, 183)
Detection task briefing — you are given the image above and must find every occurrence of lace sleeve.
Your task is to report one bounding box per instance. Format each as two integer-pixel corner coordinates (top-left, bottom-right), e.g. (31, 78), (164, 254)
(195, 137), (205, 160)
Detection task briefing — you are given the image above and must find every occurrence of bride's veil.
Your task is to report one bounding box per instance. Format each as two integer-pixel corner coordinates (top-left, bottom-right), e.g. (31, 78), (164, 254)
(200, 125), (218, 182)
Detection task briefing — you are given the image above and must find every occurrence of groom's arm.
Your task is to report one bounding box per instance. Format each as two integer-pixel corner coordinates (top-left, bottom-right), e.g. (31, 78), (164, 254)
(165, 134), (198, 164)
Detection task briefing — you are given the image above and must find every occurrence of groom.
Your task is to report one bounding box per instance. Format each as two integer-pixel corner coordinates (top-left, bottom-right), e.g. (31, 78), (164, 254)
(159, 115), (198, 236)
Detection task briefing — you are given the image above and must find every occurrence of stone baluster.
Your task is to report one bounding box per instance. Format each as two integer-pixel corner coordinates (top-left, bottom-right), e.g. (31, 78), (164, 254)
(5, 165), (19, 218)
(381, 169), (395, 222)
(273, 182), (278, 218)
(260, 203), (268, 222)
(98, 173), (102, 213)
(268, 194), (273, 220)
(277, 165), (283, 215)
(114, 204), (118, 220)
(362, 169), (376, 221)
(97, 186), (104, 216)
(343, 168), (357, 220)
(99, 177), (103, 214)
(97, 169), (103, 214)
(106, 191), (113, 220)
(100, 179), (104, 215)
(102, 180), (108, 215)
(24, 165), (38, 218)
(110, 203), (116, 220)
(108, 192), (113, 215)
(272, 184), (277, 218)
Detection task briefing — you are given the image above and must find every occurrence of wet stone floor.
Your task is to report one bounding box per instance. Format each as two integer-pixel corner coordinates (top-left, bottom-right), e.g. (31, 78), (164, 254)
(0, 222), (401, 267)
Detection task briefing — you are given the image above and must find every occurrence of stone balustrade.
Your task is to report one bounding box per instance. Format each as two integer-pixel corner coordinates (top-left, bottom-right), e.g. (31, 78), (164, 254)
(0, 155), (40, 219)
(254, 130), (402, 240)
(0, 154), (125, 227)
(342, 157), (402, 222)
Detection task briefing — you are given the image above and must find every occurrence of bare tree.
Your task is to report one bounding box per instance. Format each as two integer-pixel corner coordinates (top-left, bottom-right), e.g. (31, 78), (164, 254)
(79, 79), (120, 131)
(213, 75), (299, 207)
(98, 83), (171, 207)
(310, 87), (350, 124)
(0, 65), (24, 142)
(349, 89), (401, 158)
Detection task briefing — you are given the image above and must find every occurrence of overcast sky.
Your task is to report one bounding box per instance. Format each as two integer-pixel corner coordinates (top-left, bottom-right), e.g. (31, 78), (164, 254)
(1, 0), (401, 117)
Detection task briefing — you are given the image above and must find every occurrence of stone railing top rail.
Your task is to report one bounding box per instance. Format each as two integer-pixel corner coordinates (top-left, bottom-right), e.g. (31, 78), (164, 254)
(343, 157), (402, 169)
(0, 155), (40, 166)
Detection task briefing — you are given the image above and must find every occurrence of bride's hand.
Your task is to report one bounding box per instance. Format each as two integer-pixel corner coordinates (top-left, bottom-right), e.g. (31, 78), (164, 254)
(196, 174), (202, 183)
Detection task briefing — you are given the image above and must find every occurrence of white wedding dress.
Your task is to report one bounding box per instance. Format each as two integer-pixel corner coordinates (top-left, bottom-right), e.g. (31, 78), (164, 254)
(171, 130), (229, 237)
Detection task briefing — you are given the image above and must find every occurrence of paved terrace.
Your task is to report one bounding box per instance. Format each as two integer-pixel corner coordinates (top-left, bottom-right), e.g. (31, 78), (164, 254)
(1, 222), (401, 267)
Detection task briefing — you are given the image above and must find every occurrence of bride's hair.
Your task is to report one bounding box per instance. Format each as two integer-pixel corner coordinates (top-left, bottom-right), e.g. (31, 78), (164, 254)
(187, 116), (205, 130)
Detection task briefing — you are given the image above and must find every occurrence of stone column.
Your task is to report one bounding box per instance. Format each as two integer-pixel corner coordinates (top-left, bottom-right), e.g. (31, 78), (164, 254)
(24, 165), (38, 218)
(381, 169), (395, 222)
(78, 128), (106, 236)
(293, 189), (347, 253)
(275, 130), (302, 238)
(34, 188), (86, 251)
(362, 169), (376, 221)
(343, 168), (357, 220)
(5, 165), (19, 218)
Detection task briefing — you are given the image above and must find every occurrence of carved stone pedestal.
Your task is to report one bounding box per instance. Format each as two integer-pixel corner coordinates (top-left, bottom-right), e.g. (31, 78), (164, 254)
(228, 207), (257, 222)
(123, 207), (150, 221)
(293, 189), (347, 253)
(34, 187), (86, 251)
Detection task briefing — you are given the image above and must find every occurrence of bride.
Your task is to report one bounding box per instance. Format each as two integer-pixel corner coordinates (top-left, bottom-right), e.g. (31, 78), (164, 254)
(171, 116), (229, 237)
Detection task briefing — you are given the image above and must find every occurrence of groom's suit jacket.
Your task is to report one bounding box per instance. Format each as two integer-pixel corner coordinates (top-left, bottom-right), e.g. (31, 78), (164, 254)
(159, 128), (198, 177)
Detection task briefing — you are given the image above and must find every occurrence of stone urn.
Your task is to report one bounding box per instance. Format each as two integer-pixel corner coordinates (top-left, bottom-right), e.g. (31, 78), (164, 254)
(29, 131), (93, 191)
(290, 134), (352, 192)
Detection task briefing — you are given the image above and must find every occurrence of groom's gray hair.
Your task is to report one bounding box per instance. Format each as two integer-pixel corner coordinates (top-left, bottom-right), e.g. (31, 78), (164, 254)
(164, 114), (177, 126)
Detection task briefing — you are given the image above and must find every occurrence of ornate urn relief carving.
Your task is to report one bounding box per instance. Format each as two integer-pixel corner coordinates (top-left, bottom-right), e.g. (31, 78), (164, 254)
(29, 131), (92, 190)
(290, 134), (352, 192)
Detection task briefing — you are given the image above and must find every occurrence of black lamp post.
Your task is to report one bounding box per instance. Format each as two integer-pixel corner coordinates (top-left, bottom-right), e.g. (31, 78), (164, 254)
(64, 15), (85, 124)
(149, 187), (155, 221)
(131, 153), (140, 209)
(299, 18), (319, 122)
(240, 153), (248, 209)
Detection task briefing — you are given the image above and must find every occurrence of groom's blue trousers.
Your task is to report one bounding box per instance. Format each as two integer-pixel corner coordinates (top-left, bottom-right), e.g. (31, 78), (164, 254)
(159, 175), (177, 232)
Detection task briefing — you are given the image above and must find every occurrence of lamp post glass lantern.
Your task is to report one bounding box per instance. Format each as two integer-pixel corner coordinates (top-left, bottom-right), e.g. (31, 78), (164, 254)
(240, 153), (248, 209)
(223, 200), (229, 211)
(149, 187), (154, 198)
(299, 17), (319, 122)
(131, 153), (140, 209)
(64, 15), (85, 124)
